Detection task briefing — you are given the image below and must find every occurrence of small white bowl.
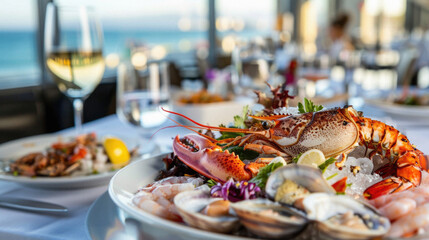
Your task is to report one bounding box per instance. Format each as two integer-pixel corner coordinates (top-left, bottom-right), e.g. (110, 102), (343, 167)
(173, 98), (254, 126)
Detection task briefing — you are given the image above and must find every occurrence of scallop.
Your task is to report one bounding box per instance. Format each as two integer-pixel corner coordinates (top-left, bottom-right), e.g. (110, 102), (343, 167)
(303, 193), (390, 240)
(265, 164), (335, 202)
(173, 189), (239, 233)
(231, 199), (307, 239)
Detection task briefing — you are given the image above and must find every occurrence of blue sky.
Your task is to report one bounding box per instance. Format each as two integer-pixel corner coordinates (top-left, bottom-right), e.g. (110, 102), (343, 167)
(0, 0), (274, 31)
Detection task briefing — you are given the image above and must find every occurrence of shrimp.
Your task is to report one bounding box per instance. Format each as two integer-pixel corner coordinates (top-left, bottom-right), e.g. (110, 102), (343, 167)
(140, 176), (204, 192)
(133, 191), (182, 221)
(378, 198), (417, 221)
(133, 176), (204, 221)
(369, 184), (429, 208)
(387, 203), (429, 237)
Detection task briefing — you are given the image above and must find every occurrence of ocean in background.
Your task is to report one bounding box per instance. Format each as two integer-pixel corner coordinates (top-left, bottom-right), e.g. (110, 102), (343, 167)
(0, 29), (269, 87)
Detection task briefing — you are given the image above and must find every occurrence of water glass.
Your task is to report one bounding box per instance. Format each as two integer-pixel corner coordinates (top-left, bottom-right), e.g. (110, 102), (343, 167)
(117, 59), (171, 151)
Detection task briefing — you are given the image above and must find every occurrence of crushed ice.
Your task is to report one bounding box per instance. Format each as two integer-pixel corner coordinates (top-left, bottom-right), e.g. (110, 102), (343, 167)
(273, 107), (299, 116)
(323, 156), (383, 197)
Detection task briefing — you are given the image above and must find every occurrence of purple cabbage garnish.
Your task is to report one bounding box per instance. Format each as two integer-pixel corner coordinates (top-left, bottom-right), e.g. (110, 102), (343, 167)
(210, 178), (261, 202)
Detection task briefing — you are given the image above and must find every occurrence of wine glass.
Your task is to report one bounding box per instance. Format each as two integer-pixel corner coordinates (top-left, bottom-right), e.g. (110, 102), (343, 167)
(231, 39), (278, 96)
(44, 3), (104, 134)
(117, 57), (171, 153)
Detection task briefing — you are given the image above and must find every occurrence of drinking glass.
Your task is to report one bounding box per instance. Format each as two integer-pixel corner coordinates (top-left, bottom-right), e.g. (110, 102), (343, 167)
(117, 59), (171, 152)
(44, 3), (104, 134)
(231, 40), (278, 96)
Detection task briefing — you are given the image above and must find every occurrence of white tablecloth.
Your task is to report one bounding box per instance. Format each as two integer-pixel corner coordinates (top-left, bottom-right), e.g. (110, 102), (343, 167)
(0, 107), (428, 240)
(0, 115), (190, 240)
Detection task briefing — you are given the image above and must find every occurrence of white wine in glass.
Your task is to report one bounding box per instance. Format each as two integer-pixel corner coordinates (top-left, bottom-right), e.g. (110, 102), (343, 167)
(46, 50), (104, 98)
(45, 3), (104, 134)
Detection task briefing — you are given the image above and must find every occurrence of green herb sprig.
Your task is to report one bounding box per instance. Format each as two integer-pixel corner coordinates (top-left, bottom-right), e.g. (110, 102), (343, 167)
(233, 105), (249, 129)
(292, 153), (303, 163)
(318, 157), (336, 173)
(207, 179), (218, 188)
(249, 162), (284, 189)
(298, 98), (324, 114)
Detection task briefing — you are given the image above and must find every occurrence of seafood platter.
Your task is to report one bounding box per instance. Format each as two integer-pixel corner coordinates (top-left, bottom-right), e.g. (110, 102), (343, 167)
(109, 84), (429, 239)
(0, 133), (135, 189)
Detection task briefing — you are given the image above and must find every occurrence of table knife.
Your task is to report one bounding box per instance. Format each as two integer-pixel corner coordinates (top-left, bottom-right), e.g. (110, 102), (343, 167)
(0, 197), (68, 213)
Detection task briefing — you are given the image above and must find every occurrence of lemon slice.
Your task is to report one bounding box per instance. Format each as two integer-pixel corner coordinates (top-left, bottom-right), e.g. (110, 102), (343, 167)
(297, 149), (325, 168)
(103, 137), (130, 166)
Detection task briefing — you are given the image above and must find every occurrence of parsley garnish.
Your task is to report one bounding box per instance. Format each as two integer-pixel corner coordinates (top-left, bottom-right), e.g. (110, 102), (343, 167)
(233, 105), (249, 129)
(298, 98), (324, 113)
(292, 153), (303, 163)
(249, 162), (284, 189)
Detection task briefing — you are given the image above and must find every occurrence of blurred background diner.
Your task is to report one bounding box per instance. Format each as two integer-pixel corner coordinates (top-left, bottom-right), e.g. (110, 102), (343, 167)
(1, 0), (429, 143)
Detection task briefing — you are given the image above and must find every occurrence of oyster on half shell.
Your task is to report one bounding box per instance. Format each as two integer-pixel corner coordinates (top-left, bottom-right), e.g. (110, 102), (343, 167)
(173, 189), (239, 233)
(265, 164), (335, 203)
(303, 193), (390, 240)
(231, 199), (307, 239)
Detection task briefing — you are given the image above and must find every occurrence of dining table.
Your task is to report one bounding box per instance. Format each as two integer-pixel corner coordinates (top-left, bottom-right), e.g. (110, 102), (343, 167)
(0, 102), (428, 240)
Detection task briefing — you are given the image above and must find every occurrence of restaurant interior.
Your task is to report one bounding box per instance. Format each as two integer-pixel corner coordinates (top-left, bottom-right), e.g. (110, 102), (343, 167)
(2, 0), (429, 239)
(1, 0), (428, 143)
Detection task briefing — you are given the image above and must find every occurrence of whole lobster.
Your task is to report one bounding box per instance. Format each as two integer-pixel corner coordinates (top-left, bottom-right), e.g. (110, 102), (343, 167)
(165, 106), (428, 200)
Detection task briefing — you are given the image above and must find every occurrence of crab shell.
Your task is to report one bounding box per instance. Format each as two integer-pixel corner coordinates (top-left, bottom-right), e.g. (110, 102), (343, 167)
(231, 199), (307, 239)
(303, 193), (390, 240)
(265, 164), (336, 201)
(173, 189), (240, 233)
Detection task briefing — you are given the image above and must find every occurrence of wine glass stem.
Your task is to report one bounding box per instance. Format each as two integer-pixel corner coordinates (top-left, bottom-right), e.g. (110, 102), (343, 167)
(73, 98), (84, 135)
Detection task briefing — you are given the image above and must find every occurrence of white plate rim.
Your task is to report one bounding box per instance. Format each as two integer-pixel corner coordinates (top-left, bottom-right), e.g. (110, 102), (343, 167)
(108, 153), (254, 240)
(365, 98), (429, 117)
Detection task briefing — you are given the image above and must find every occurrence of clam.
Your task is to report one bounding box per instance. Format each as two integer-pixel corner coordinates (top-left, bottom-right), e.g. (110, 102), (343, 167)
(173, 189), (239, 233)
(303, 193), (390, 240)
(231, 199), (307, 239)
(265, 164), (335, 203)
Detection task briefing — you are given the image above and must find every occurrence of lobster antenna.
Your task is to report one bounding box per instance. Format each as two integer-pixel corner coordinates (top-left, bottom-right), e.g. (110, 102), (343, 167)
(155, 111), (218, 142)
(161, 107), (261, 134)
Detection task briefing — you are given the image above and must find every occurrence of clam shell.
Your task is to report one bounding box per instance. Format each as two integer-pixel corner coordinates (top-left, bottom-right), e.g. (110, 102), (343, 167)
(231, 199), (307, 239)
(265, 164), (335, 200)
(303, 193), (390, 240)
(173, 189), (239, 233)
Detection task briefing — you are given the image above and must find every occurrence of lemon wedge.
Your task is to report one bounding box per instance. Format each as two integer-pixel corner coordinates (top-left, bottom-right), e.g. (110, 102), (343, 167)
(297, 149), (325, 168)
(103, 137), (130, 166)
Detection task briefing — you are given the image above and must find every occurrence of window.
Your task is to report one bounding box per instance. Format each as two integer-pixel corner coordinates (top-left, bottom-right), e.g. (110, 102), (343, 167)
(55, 0), (208, 74)
(0, 0), (40, 89)
(216, 0), (276, 53)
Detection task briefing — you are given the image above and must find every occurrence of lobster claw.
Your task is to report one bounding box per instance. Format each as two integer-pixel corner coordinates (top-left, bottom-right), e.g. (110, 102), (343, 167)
(172, 134), (258, 183)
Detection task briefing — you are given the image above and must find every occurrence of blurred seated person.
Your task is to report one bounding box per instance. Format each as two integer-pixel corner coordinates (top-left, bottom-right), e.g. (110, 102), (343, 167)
(329, 13), (355, 60)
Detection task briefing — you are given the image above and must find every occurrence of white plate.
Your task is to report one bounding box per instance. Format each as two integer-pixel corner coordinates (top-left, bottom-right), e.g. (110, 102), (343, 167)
(0, 133), (138, 189)
(366, 98), (429, 120)
(108, 154), (255, 240)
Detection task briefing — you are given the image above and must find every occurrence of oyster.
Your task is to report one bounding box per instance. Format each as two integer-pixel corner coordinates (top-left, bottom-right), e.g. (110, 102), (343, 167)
(173, 189), (239, 233)
(303, 193), (390, 240)
(265, 164), (335, 203)
(231, 199), (307, 239)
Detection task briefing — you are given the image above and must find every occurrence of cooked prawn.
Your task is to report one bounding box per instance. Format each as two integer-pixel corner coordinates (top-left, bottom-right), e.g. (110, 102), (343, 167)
(369, 183), (429, 208)
(133, 176), (204, 221)
(387, 203), (429, 237)
(378, 198), (417, 221)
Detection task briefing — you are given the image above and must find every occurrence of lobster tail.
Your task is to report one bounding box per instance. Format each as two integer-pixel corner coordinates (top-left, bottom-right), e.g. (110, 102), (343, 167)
(349, 109), (426, 199)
